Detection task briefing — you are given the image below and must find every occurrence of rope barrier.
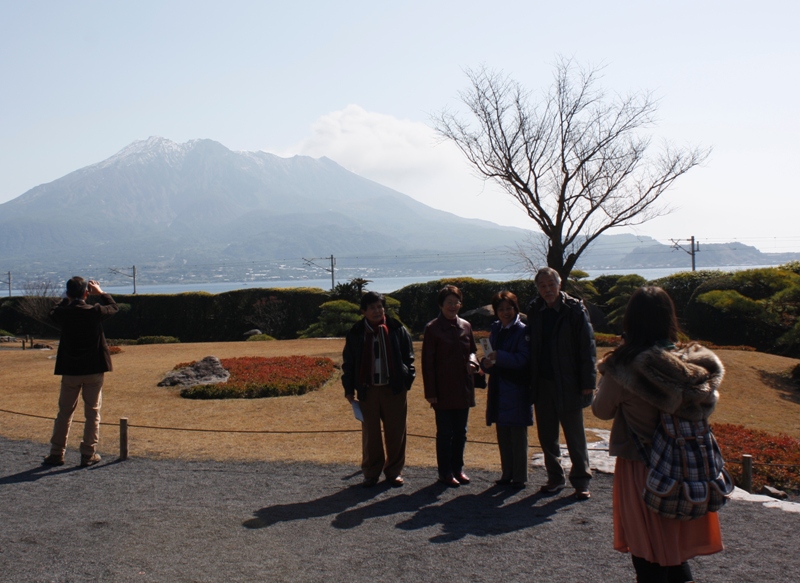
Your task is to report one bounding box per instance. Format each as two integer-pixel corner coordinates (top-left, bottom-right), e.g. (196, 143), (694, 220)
(4, 406), (800, 467)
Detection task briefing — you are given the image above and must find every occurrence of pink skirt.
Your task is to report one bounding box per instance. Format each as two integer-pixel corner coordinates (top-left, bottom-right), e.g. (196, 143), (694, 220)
(613, 457), (723, 566)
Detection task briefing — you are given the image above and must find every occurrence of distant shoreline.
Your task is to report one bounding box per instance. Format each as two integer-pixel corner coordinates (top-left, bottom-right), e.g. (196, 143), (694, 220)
(11, 264), (783, 296)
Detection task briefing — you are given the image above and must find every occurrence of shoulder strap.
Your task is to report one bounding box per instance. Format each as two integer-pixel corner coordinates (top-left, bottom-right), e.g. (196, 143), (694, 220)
(621, 409), (654, 467)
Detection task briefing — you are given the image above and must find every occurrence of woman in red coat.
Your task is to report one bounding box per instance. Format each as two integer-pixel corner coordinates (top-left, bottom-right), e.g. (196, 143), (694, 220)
(422, 285), (479, 486)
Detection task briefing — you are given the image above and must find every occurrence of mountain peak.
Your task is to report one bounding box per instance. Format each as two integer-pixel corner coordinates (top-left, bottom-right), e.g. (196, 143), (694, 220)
(96, 137), (229, 170)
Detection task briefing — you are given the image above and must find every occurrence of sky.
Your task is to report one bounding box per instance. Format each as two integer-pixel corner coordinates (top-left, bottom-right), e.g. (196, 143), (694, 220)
(2, 0), (799, 253)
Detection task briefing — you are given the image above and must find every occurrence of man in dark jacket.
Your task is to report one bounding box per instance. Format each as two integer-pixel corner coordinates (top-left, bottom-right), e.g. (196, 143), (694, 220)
(43, 276), (119, 467)
(528, 267), (597, 500)
(342, 291), (415, 487)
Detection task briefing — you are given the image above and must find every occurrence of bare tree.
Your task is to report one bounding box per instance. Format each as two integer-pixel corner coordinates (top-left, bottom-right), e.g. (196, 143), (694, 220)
(245, 295), (288, 337)
(15, 280), (60, 332)
(435, 58), (710, 280)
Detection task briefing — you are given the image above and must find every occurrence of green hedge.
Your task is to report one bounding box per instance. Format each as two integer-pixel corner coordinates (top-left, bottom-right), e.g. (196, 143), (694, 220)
(392, 277), (539, 333)
(101, 287), (329, 342)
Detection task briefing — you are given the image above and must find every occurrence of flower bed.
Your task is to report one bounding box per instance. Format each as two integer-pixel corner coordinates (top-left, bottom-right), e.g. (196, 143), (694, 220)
(713, 423), (800, 493)
(180, 356), (336, 399)
(595, 333), (623, 348)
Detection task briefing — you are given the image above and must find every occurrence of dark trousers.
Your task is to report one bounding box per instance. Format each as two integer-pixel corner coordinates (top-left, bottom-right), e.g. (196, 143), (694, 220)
(496, 425), (529, 483)
(632, 556), (693, 583)
(534, 378), (591, 489)
(434, 408), (470, 478)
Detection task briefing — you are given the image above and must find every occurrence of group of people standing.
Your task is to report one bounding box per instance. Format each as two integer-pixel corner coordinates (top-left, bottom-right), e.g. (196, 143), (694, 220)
(341, 268), (726, 583)
(341, 266), (597, 499)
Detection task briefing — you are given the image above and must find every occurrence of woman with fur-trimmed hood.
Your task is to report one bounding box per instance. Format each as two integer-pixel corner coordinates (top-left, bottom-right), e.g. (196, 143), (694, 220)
(593, 286), (725, 583)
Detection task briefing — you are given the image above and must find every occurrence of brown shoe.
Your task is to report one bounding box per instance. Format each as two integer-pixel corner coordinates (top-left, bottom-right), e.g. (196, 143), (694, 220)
(361, 476), (379, 488)
(454, 472), (470, 485)
(80, 453), (101, 467)
(438, 474), (460, 487)
(43, 454), (65, 466)
(387, 476), (404, 487)
(574, 488), (591, 500)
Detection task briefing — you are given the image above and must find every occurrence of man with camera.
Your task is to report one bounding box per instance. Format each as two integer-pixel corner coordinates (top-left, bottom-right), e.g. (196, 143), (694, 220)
(43, 276), (119, 467)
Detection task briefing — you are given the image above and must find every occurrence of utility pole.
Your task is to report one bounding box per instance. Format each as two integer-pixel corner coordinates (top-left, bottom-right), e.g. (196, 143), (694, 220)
(302, 255), (336, 290)
(109, 265), (137, 294)
(1, 271), (10, 297)
(670, 237), (699, 271)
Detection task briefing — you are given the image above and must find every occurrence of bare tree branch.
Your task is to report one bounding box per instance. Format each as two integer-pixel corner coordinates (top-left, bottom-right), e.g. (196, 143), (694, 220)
(435, 58), (711, 281)
(15, 280), (60, 331)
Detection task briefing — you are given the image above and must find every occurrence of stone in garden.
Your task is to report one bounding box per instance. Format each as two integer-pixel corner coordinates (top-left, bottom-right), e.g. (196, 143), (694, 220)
(158, 355), (230, 387)
(243, 329), (262, 338)
(759, 485), (788, 500)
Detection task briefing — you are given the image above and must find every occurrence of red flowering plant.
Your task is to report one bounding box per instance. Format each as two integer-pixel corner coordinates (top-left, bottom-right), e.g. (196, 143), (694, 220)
(713, 423), (800, 493)
(179, 356), (336, 399)
(595, 333), (624, 348)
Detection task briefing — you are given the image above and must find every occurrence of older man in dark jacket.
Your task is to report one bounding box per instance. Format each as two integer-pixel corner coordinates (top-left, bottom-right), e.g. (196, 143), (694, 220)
(44, 276), (119, 467)
(528, 267), (597, 500)
(342, 291), (415, 488)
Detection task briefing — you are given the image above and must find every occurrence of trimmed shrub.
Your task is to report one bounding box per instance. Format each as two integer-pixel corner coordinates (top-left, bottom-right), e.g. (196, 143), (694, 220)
(684, 268), (800, 352)
(605, 274), (647, 329)
(180, 356), (335, 399)
(137, 335), (180, 344)
(298, 299), (361, 338)
(392, 277), (539, 334)
(650, 270), (725, 318)
(108, 338), (137, 346)
(246, 334), (276, 341)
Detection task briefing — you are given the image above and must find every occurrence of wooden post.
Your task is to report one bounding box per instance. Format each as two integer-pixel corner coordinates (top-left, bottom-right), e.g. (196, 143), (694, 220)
(120, 417), (129, 461)
(741, 454), (753, 493)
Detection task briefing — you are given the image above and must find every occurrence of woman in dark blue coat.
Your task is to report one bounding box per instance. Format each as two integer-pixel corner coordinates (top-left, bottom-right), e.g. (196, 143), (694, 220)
(481, 291), (533, 488)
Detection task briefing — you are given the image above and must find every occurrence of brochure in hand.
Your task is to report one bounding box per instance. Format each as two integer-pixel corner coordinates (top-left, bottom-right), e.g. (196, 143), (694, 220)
(351, 400), (364, 422)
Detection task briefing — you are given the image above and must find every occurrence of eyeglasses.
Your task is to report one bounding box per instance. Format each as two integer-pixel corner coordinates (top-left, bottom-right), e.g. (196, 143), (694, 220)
(443, 300), (462, 307)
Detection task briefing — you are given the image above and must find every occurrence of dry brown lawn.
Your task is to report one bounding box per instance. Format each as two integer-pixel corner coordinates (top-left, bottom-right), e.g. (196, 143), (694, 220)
(2, 341), (799, 472)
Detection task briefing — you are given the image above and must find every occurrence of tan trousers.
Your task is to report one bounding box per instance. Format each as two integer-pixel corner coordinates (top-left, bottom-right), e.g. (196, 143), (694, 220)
(49, 373), (104, 457)
(360, 386), (408, 480)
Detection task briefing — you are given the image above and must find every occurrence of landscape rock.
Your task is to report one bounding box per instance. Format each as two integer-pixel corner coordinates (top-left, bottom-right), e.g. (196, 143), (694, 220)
(791, 363), (800, 388)
(158, 356), (230, 387)
(760, 485), (789, 500)
(243, 329), (262, 338)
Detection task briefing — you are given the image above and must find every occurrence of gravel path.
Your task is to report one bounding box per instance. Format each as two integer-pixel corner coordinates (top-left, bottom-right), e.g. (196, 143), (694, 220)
(1, 436), (798, 583)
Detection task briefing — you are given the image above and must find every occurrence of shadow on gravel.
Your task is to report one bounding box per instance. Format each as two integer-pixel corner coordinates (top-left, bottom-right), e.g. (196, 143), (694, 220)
(395, 486), (580, 542)
(243, 483), (386, 529)
(331, 481), (449, 529)
(0, 464), (83, 485)
(243, 478), (583, 544)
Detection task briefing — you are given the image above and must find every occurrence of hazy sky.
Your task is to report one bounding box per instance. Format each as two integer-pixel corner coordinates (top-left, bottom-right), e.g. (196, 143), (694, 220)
(2, 1), (798, 252)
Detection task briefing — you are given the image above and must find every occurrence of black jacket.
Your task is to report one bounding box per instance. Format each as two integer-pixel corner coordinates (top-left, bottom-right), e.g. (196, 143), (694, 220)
(341, 317), (415, 401)
(50, 293), (119, 376)
(527, 292), (596, 412)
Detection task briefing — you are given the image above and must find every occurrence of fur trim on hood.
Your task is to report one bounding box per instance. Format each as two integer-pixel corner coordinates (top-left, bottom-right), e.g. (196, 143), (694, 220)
(599, 343), (724, 421)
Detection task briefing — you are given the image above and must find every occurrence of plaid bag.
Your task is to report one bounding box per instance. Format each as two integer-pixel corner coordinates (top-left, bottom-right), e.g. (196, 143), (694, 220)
(631, 413), (734, 521)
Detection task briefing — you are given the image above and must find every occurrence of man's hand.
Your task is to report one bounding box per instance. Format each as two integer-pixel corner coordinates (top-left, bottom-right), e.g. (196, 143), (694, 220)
(87, 280), (103, 295)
